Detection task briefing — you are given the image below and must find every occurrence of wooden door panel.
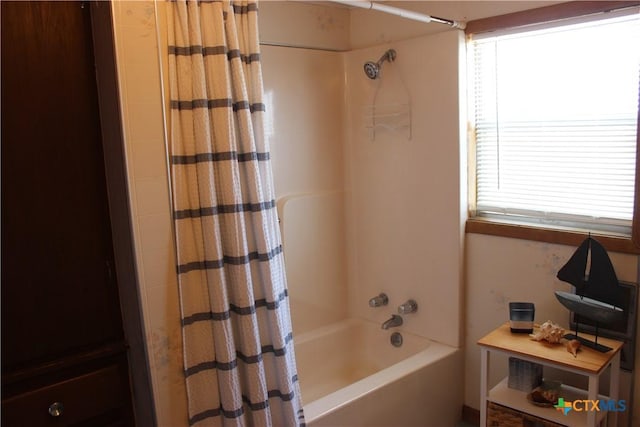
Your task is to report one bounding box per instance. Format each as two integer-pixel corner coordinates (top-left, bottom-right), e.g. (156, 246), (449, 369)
(1, 0), (125, 375)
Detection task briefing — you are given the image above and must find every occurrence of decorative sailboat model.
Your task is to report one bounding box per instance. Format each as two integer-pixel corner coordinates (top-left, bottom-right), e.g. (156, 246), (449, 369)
(555, 236), (625, 352)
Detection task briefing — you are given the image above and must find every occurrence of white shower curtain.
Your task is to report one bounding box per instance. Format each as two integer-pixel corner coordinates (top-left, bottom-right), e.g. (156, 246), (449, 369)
(167, 1), (304, 426)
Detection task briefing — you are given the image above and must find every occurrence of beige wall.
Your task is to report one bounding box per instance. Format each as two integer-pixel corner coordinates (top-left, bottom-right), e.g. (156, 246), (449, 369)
(349, 1), (561, 49)
(260, 0), (349, 50)
(465, 234), (638, 425)
(111, 1), (639, 425)
(110, 1), (187, 426)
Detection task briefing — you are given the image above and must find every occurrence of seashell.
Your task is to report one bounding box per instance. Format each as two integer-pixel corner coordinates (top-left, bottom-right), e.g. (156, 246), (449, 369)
(529, 320), (565, 344)
(566, 339), (581, 357)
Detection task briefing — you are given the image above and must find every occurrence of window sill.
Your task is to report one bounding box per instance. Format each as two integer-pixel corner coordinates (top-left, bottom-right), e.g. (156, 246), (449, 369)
(465, 217), (640, 255)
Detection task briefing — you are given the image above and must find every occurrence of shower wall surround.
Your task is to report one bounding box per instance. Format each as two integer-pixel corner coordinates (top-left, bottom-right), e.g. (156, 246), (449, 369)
(343, 31), (466, 348)
(262, 47), (348, 335)
(112, 1), (465, 424)
(262, 17), (466, 346)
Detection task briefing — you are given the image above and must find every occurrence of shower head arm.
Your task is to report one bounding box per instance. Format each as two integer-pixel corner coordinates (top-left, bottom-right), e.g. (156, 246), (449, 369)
(376, 49), (396, 66)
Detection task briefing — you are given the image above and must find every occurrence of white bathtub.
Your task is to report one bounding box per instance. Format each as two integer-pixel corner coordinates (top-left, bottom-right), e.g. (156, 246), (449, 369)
(294, 318), (462, 426)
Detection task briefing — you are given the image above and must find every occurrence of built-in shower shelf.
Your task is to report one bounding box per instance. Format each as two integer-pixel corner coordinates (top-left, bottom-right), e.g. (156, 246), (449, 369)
(364, 103), (411, 141)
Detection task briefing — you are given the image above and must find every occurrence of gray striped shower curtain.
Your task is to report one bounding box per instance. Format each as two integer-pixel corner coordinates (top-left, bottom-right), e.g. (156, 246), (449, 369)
(167, 1), (304, 426)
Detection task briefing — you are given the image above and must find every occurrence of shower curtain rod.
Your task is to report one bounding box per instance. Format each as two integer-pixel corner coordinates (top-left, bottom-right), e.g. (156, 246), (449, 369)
(326, 0), (466, 29)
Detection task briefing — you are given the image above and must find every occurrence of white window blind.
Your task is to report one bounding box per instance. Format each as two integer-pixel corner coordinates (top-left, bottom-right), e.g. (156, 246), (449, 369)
(470, 12), (640, 233)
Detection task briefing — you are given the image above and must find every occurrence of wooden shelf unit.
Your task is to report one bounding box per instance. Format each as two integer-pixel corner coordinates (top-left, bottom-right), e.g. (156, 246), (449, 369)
(478, 323), (624, 427)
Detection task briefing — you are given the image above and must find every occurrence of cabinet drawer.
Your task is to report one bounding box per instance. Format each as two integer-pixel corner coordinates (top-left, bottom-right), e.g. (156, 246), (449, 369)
(2, 364), (129, 426)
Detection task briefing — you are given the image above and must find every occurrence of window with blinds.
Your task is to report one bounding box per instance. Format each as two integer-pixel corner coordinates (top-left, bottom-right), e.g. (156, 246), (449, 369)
(469, 12), (640, 235)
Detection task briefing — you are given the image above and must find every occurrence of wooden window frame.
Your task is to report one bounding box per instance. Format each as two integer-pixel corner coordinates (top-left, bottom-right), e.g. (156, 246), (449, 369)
(465, 1), (640, 255)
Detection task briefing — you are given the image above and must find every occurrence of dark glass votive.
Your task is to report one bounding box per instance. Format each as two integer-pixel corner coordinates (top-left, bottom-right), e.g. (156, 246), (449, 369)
(509, 302), (535, 333)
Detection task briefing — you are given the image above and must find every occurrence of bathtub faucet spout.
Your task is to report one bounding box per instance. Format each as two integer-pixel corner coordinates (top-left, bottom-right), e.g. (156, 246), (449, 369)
(381, 314), (403, 329)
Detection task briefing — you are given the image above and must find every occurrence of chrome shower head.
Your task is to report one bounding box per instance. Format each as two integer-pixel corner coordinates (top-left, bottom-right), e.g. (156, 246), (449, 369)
(364, 61), (380, 79)
(363, 49), (396, 80)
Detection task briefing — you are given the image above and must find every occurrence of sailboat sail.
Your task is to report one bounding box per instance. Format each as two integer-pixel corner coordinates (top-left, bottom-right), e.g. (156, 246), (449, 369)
(555, 236), (625, 325)
(556, 237), (590, 291)
(586, 237), (624, 308)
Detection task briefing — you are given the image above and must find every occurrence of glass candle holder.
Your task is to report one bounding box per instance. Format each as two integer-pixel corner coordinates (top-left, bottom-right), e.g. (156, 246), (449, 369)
(509, 302), (535, 333)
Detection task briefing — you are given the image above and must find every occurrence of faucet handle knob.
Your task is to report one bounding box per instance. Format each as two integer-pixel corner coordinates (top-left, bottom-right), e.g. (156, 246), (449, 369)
(369, 293), (389, 307)
(398, 299), (418, 314)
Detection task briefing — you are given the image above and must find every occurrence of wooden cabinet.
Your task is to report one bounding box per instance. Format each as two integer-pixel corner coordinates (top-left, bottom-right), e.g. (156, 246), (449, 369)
(478, 323), (623, 427)
(1, 2), (151, 425)
(3, 364), (131, 426)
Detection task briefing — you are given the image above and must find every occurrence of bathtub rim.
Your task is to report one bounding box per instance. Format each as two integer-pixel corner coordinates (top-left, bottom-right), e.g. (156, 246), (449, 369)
(295, 318), (460, 424)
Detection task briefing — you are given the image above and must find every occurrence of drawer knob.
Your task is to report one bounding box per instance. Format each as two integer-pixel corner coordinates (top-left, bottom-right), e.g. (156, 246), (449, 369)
(48, 402), (64, 417)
